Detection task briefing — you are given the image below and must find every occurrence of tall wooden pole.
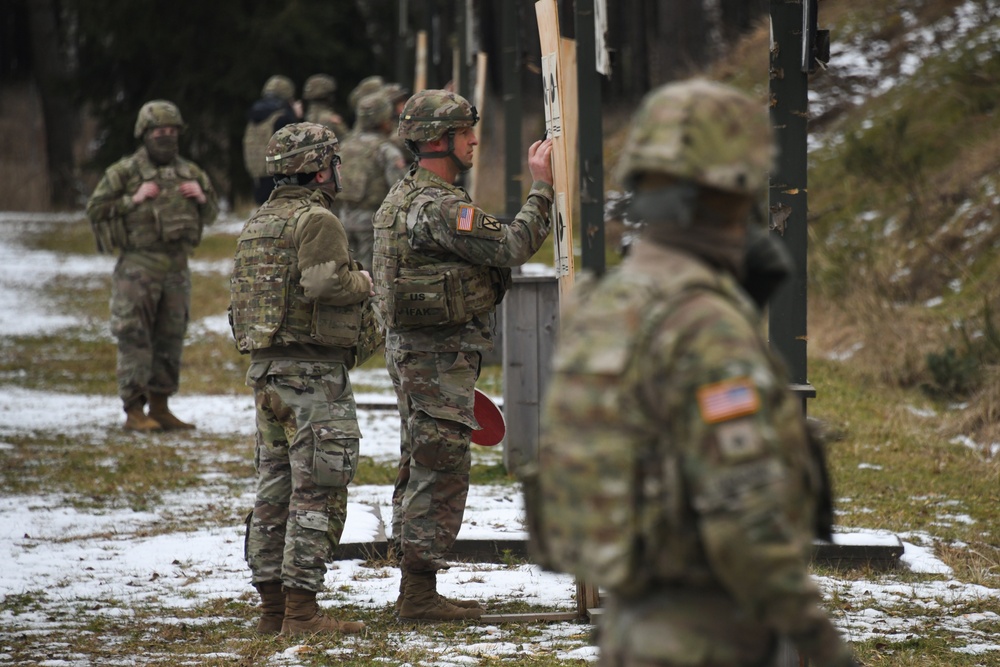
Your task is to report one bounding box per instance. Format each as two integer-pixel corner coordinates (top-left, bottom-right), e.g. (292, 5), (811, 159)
(575, 0), (605, 277)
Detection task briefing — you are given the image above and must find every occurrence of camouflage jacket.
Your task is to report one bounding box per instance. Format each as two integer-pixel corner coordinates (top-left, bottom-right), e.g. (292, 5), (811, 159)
(86, 146), (218, 256)
(372, 164), (553, 353)
(337, 130), (408, 229)
(537, 238), (851, 665)
(230, 185), (372, 364)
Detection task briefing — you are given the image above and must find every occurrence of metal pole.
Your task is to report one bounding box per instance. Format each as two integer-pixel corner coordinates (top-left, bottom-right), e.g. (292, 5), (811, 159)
(575, 0), (605, 277)
(502, 0), (523, 220)
(768, 0), (814, 407)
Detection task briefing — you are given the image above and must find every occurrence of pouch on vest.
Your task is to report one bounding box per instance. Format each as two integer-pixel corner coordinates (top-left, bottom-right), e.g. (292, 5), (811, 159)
(353, 298), (384, 368)
(390, 268), (467, 328)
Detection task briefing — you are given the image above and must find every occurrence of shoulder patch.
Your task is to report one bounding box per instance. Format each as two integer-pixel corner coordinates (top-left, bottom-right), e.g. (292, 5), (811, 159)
(480, 215), (501, 232)
(456, 204), (477, 232)
(696, 377), (760, 424)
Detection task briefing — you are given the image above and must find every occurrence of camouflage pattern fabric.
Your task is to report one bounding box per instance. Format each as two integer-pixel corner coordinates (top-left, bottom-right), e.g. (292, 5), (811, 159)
(244, 110), (287, 179)
(86, 145), (217, 410)
(386, 348), (479, 572)
(337, 130), (408, 270)
(373, 162), (552, 573)
(373, 165), (552, 354)
(534, 239), (855, 667)
(305, 102), (349, 144)
(397, 89), (477, 142)
(109, 253), (190, 408)
(245, 359), (361, 591)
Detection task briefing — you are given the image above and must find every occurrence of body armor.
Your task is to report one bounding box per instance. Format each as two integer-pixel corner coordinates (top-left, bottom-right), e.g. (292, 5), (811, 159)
(243, 110), (286, 179)
(373, 176), (499, 330)
(338, 132), (393, 211)
(231, 198), (364, 352)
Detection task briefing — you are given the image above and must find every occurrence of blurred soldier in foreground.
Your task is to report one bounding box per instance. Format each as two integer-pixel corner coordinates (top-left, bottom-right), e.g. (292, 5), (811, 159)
(230, 122), (375, 636)
(243, 75), (302, 204)
(303, 73), (349, 140)
(86, 100), (218, 432)
(336, 91), (408, 270)
(372, 89), (554, 622)
(522, 78), (858, 667)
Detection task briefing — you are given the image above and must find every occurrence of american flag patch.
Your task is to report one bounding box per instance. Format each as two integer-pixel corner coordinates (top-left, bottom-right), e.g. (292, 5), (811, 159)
(696, 378), (760, 424)
(457, 205), (475, 232)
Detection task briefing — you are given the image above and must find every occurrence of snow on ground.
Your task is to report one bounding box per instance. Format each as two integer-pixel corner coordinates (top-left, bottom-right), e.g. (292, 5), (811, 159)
(1, 207), (998, 665)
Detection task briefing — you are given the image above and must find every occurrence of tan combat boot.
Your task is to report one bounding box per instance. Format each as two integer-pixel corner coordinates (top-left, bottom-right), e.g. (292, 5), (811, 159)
(148, 393), (196, 430)
(123, 402), (162, 432)
(254, 581), (285, 635)
(395, 569), (482, 614)
(279, 588), (365, 636)
(398, 570), (483, 623)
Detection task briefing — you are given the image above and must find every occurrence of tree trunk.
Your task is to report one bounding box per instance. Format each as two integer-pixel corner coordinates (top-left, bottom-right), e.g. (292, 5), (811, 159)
(27, 0), (78, 209)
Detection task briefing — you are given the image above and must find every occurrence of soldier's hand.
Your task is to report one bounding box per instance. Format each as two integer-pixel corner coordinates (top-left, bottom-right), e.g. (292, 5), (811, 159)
(359, 270), (375, 296)
(528, 138), (554, 186)
(132, 182), (160, 204)
(179, 180), (207, 205)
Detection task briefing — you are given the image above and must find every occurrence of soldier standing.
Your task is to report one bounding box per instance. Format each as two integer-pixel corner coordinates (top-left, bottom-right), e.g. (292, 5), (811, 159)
(303, 73), (349, 140)
(230, 122), (373, 636)
(243, 75), (302, 205)
(372, 89), (554, 622)
(524, 79), (858, 667)
(346, 75), (385, 131)
(336, 91), (408, 271)
(86, 100), (218, 432)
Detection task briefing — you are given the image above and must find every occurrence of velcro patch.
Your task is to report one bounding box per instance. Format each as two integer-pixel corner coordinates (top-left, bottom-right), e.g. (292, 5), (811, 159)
(456, 204), (476, 232)
(481, 215), (501, 232)
(696, 378), (760, 424)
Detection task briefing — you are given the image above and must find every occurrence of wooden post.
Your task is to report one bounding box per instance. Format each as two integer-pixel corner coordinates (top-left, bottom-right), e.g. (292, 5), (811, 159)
(468, 52), (488, 202)
(535, 0), (577, 299)
(414, 30), (428, 93)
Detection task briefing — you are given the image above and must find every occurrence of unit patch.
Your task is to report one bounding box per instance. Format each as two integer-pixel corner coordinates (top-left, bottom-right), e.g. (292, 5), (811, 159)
(696, 377), (760, 424)
(715, 418), (764, 461)
(481, 215), (502, 232)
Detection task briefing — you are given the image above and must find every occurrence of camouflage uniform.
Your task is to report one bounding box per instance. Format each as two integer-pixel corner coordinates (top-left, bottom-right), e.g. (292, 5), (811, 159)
(372, 90), (553, 575)
(303, 73), (349, 141)
(86, 100), (218, 418)
(337, 92), (408, 270)
(230, 123), (373, 593)
(528, 80), (857, 667)
(244, 75), (299, 205)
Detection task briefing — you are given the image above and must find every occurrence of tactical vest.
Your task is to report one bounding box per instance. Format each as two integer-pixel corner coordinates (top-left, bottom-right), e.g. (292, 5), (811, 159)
(230, 197), (365, 353)
(113, 155), (202, 252)
(242, 110), (284, 178)
(372, 175), (499, 330)
(338, 132), (392, 211)
(522, 267), (820, 595)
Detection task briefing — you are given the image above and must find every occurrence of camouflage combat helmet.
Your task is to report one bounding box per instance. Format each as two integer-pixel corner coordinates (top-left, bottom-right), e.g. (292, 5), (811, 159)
(264, 122), (339, 176)
(303, 74), (336, 101)
(348, 75), (385, 111)
(133, 100), (185, 138)
(383, 82), (410, 105)
(356, 91), (393, 131)
(262, 74), (295, 102)
(615, 78), (773, 196)
(398, 89), (478, 143)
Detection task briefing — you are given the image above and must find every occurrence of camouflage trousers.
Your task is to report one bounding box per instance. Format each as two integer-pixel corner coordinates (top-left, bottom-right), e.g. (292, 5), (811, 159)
(110, 252), (190, 409)
(244, 359), (361, 591)
(386, 347), (480, 572)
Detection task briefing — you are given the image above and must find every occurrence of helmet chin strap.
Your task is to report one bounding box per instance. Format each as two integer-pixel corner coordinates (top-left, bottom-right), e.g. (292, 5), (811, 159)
(411, 130), (471, 173)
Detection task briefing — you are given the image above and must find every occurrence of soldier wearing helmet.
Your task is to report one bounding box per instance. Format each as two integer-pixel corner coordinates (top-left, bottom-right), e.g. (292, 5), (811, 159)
(524, 79), (859, 667)
(303, 73), (349, 141)
(335, 91), (408, 271)
(347, 75), (385, 125)
(243, 75), (303, 204)
(371, 89), (555, 622)
(85, 100), (218, 433)
(230, 122), (374, 638)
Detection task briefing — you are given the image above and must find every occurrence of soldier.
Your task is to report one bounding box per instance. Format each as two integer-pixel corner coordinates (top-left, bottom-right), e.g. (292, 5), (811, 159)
(303, 73), (349, 140)
(86, 100), (218, 432)
(523, 79), (858, 667)
(243, 75), (302, 205)
(230, 122), (373, 636)
(382, 82), (413, 160)
(346, 74), (385, 131)
(372, 89), (554, 622)
(336, 91), (408, 271)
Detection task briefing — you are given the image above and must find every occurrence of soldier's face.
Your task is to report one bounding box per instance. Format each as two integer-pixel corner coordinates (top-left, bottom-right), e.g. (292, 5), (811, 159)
(453, 126), (478, 168)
